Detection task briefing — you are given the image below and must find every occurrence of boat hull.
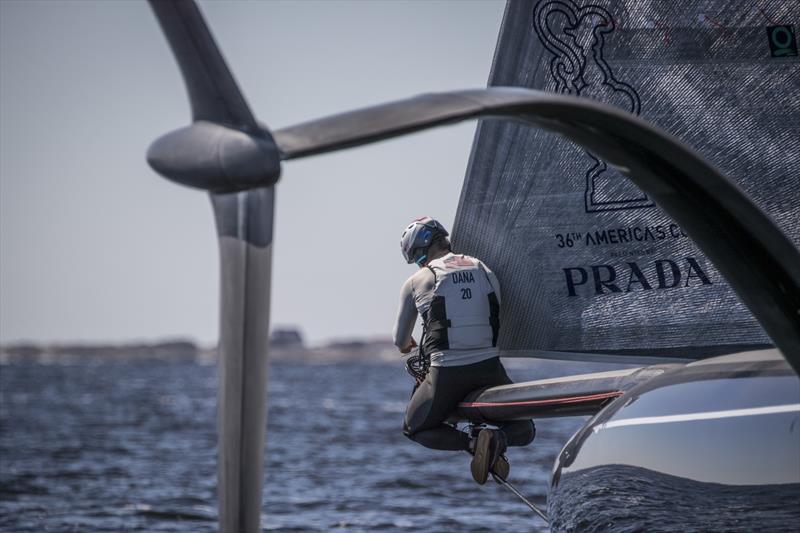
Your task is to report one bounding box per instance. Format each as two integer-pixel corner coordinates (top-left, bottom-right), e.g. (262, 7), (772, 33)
(549, 349), (800, 532)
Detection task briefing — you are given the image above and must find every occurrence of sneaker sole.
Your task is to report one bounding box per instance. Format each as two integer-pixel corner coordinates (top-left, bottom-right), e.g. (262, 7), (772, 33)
(492, 455), (509, 481)
(470, 430), (493, 485)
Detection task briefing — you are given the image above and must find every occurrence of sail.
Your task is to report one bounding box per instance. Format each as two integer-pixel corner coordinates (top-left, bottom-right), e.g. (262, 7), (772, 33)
(453, 0), (799, 359)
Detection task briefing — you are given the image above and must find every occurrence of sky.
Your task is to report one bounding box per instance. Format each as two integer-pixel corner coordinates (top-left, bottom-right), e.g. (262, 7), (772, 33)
(0, 0), (506, 346)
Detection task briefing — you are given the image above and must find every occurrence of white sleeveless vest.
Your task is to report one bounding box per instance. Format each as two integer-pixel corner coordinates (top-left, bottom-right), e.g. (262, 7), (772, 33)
(421, 254), (500, 356)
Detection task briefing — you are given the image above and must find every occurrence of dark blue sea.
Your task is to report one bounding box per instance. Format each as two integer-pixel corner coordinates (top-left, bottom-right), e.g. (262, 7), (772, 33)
(0, 358), (585, 532)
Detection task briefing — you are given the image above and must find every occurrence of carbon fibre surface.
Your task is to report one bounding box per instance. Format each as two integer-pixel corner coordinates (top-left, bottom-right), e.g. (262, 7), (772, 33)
(454, 0), (799, 356)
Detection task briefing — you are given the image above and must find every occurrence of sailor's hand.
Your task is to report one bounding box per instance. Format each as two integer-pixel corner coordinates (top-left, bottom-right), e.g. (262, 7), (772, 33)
(400, 338), (417, 355)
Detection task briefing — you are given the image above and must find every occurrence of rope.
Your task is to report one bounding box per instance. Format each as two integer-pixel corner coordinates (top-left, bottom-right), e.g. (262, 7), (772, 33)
(491, 473), (550, 525)
(463, 424), (549, 525)
(404, 347), (429, 384)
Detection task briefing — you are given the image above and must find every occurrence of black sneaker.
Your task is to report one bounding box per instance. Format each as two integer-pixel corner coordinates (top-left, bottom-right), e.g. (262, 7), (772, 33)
(470, 429), (506, 485)
(492, 454), (510, 481)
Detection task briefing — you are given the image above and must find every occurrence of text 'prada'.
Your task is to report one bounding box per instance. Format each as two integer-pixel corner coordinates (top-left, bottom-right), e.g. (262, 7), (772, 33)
(563, 257), (712, 297)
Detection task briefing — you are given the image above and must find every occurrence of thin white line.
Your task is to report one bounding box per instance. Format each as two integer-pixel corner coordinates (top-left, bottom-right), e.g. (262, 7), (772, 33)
(594, 403), (800, 433)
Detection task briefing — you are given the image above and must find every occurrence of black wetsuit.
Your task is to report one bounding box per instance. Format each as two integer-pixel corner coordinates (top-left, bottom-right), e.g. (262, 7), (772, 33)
(402, 357), (535, 450)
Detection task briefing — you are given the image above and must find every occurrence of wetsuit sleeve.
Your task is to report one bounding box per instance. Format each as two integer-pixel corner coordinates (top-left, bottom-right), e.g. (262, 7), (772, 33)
(392, 276), (418, 350)
(480, 261), (502, 303)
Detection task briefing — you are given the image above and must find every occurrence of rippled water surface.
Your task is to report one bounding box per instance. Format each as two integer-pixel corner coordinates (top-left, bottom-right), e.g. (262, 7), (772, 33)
(1, 359), (584, 531)
(550, 464), (800, 533)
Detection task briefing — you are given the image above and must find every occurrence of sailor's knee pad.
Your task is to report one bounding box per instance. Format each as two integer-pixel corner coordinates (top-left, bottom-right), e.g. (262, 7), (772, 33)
(507, 420), (536, 447)
(524, 420), (536, 446)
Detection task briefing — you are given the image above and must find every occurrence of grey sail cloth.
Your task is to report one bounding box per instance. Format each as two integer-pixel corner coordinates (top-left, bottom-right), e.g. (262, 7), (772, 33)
(453, 0), (799, 358)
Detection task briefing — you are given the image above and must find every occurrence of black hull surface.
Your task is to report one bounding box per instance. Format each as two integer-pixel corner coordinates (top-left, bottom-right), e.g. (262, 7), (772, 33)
(549, 349), (800, 532)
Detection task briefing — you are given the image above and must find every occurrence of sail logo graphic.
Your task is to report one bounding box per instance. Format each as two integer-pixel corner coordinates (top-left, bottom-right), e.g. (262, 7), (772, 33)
(767, 25), (798, 57)
(562, 257), (713, 297)
(533, 0), (654, 213)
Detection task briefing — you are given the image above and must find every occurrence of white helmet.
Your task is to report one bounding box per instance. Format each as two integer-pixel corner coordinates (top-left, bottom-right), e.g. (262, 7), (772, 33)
(400, 216), (449, 265)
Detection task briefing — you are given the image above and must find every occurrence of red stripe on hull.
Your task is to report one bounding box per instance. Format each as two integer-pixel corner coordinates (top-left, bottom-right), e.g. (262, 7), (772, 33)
(459, 391), (623, 409)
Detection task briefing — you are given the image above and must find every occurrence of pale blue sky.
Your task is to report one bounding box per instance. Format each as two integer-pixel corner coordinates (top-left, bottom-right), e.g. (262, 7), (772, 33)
(0, 0), (505, 345)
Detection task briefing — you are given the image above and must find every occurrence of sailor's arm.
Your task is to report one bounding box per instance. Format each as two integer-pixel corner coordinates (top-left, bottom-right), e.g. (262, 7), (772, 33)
(392, 277), (418, 353)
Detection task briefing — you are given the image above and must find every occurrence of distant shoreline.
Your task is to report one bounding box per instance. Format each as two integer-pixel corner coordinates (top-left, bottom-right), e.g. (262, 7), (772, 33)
(0, 336), (399, 364)
(0, 338), (633, 378)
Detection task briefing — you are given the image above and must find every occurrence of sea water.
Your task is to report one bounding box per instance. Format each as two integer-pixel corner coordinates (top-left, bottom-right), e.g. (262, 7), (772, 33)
(1, 358), (586, 532)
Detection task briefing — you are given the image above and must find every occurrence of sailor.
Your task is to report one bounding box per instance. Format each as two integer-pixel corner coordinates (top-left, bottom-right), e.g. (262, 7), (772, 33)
(393, 216), (535, 485)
